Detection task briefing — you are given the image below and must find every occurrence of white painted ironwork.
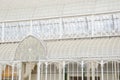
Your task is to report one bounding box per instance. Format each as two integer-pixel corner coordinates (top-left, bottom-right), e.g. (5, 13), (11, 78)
(18, 62), (22, 80)
(0, 12), (120, 80)
(59, 63), (62, 80)
(0, 12), (119, 42)
(1, 23), (4, 42)
(12, 63), (15, 80)
(0, 23), (2, 42)
(62, 61), (65, 80)
(45, 62), (48, 80)
(15, 36), (45, 61)
(81, 61), (84, 80)
(0, 65), (2, 80)
(0, 61), (119, 80)
(101, 61), (104, 80)
(37, 61), (41, 80)
(28, 63), (32, 80)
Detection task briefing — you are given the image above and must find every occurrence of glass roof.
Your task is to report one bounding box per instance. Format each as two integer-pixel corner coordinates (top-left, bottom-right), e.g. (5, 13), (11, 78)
(0, 12), (120, 42)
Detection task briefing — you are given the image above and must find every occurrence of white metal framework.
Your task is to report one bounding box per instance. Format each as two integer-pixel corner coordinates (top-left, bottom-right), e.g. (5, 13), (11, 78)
(0, 12), (120, 80)
(0, 12), (120, 42)
(0, 35), (119, 80)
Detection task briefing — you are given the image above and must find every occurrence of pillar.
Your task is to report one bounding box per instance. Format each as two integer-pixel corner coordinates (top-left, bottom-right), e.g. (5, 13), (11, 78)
(0, 65), (2, 80)
(37, 61), (41, 80)
(18, 62), (22, 80)
(92, 62), (95, 80)
(62, 61), (65, 80)
(87, 63), (90, 80)
(101, 61), (104, 80)
(12, 63), (15, 80)
(29, 63), (32, 80)
(45, 62), (48, 80)
(59, 63), (62, 80)
(81, 61), (84, 80)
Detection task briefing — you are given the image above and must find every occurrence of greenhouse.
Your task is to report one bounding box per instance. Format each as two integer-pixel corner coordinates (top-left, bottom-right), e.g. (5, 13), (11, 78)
(0, 0), (120, 80)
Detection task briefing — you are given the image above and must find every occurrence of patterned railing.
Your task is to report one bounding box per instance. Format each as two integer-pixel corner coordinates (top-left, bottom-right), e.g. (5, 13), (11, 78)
(0, 12), (120, 42)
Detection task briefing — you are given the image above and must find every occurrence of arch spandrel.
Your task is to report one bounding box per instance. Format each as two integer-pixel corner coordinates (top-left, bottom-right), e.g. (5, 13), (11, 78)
(14, 35), (46, 61)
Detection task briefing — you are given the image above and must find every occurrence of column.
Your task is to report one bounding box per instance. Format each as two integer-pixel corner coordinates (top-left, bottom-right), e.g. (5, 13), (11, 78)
(92, 63), (95, 80)
(45, 62), (48, 80)
(62, 61), (65, 80)
(59, 63), (62, 80)
(18, 62), (22, 80)
(0, 65), (2, 80)
(81, 61), (84, 80)
(29, 63), (32, 80)
(12, 63), (15, 80)
(87, 64), (90, 80)
(101, 61), (104, 80)
(37, 61), (41, 80)
(114, 62), (117, 80)
(3, 65), (6, 80)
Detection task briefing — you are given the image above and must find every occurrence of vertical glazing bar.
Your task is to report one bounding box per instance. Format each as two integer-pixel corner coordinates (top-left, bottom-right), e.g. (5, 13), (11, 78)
(59, 18), (63, 38)
(37, 61), (41, 80)
(30, 20), (33, 35)
(81, 61), (84, 80)
(2, 22), (4, 42)
(111, 15), (115, 31)
(85, 17), (89, 34)
(12, 63), (15, 80)
(100, 17), (103, 36)
(91, 15), (95, 37)
(101, 61), (104, 80)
